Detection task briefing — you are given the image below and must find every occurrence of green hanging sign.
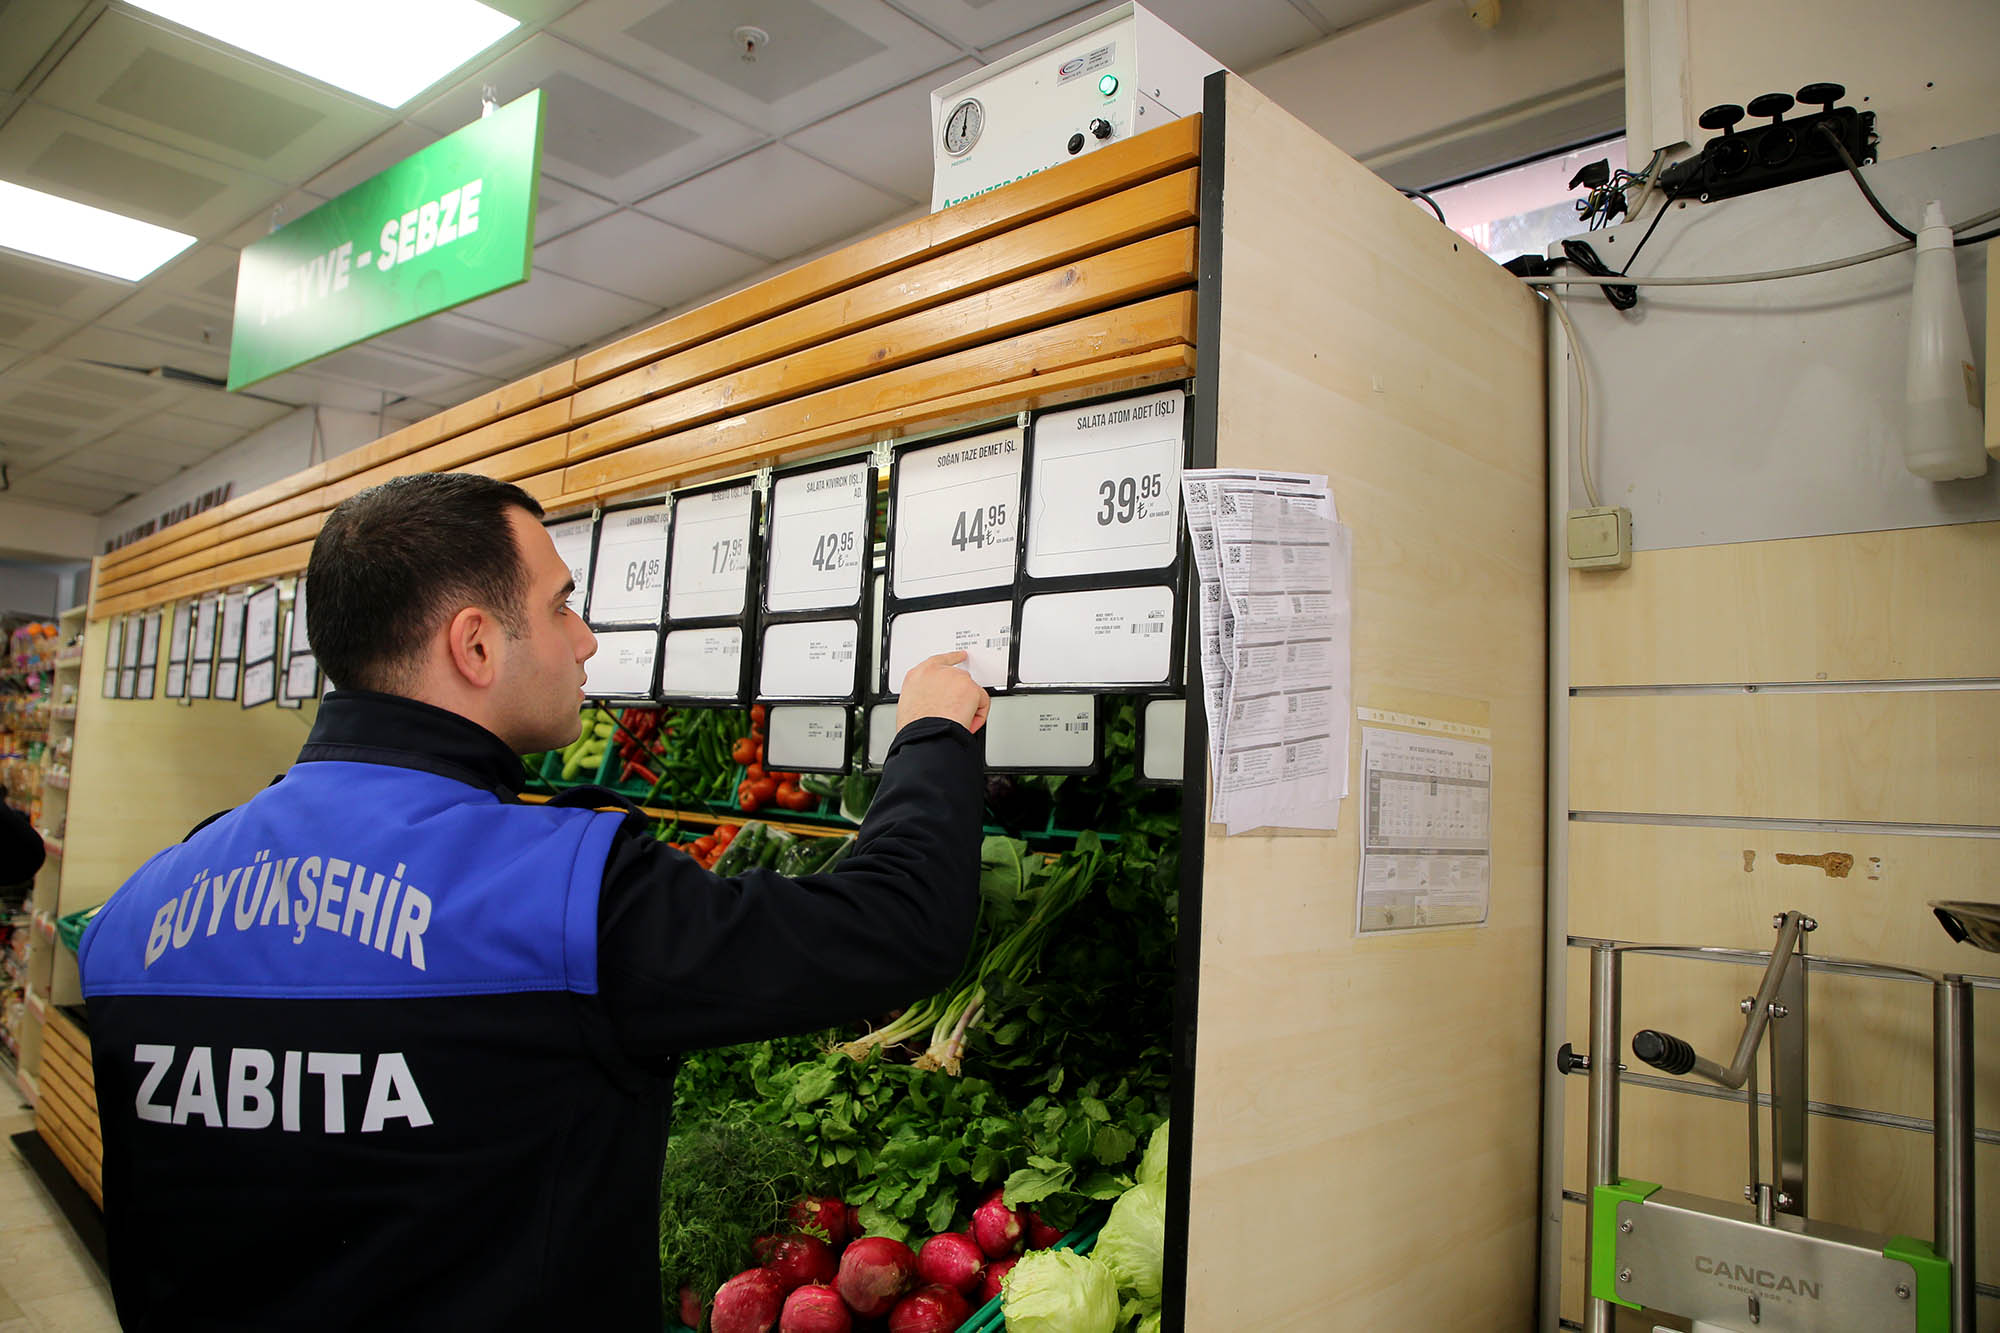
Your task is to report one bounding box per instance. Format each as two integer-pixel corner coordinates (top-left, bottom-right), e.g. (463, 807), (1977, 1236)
(226, 89), (544, 391)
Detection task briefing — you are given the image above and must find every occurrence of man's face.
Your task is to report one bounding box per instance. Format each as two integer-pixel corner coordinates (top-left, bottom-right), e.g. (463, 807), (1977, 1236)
(492, 508), (597, 754)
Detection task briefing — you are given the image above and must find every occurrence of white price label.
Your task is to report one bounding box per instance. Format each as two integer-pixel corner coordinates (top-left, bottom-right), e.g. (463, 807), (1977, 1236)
(192, 595), (218, 659)
(245, 586), (280, 663)
(219, 592), (246, 660)
(139, 610), (162, 667)
(1026, 389), (1183, 578)
(121, 616), (142, 668)
(210, 661), (234, 700)
(885, 600), (1011, 692)
(137, 666), (156, 698)
(285, 654), (320, 701)
(866, 700), (899, 768)
(166, 662), (187, 698)
(766, 460), (869, 613)
(118, 668), (137, 699)
(583, 629), (658, 697)
(766, 704), (849, 772)
(288, 582), (313, 655)
(102, 667), (118, 699)
(661, 626), (743, 698)
(984, 695), (1096, 770)
(1016, 585), (1174, 685)
(668, 484), (754, 620)
(545, 517), (595, 614)
(167, 603), (190, 665)
(760, 619), (860, 698)
(241, 659), (275, 708)
(1142, 698), (1185, 782)
(190, 661), (214, 699)
(587, 501), (670, 625)
(892, 427), (1022, 599)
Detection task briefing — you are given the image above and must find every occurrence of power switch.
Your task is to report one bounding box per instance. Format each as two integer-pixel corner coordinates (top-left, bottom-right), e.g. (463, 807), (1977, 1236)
(1067, 132), (1085, 155)
(1566, 506), (1633, 570)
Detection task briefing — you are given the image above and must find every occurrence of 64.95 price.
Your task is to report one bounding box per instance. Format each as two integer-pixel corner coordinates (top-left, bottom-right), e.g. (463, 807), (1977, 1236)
(950, 503), (1007, 551)
(1097, 473), (1163, 525)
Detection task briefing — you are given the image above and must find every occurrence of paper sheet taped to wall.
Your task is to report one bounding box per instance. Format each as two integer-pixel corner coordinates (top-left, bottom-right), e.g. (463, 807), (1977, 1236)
(1356, 723), (1492, 933)
(1181, 469), (1352, 834)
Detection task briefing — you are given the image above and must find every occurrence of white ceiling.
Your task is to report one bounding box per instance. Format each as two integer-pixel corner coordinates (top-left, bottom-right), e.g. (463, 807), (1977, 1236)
(0, 0), (1392, 516)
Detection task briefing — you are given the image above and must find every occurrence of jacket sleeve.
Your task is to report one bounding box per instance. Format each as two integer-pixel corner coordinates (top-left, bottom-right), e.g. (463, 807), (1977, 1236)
(595, 716), (984, 1055)
(0, 789), (46, 885)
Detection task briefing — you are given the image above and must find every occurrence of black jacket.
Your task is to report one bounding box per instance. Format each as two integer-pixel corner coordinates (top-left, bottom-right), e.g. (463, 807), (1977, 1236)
(85, 691), (983, 1330)
(0, 785), (46, 885)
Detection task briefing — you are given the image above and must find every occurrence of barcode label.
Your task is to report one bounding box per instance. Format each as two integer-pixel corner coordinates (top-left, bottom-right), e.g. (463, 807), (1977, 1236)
(1130, 622), (1165, 635)
(984, 637), (1008, 650)
(1063, 721), (1089, 733)
(833, 650), (854, 662)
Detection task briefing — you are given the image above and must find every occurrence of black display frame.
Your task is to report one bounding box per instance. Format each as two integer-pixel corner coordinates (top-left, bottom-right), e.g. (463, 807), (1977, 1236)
(754, 451), (876, 707)
(580, 495), (670, 633)
(211, 587), (246, 703)
(656, 476), (762, 708)
(542, 509), (601, 623)
(978, 691), (1104, 777)
(1136, 694), (1188, 787)
(238, 583), (281, 711)
(762, 703), (854, 776)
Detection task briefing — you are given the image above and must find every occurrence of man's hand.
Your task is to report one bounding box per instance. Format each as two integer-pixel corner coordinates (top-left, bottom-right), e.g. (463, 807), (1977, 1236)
(896, 652), (990, 736)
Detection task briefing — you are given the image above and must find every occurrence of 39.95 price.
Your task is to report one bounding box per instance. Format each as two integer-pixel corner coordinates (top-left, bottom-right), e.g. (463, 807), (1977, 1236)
(1097, 473), (1163, 525)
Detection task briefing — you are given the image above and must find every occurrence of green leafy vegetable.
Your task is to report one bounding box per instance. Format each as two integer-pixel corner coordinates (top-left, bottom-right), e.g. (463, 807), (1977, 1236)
(1095, 1179), (1166, 1305)
(1001, 1248), (1121, 1333)
(657, 1119), (828, 1315)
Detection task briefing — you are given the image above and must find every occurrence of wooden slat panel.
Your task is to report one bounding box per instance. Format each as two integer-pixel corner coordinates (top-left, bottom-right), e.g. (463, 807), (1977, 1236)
(96, 539), (316, 619)
(38, 1062), (101, 1150)
(325, 397), (574, 505)
(566, 291), (1196, 494)
(1570, 692), (2000, 826)
(549, 343), (1197, 511)
(568, 229), (1197, 464)
(98, 512), (322, 602)
(36, 1102), (102, 1204)
(322, 361), (576, 484)
(1570, 522), (2000, 686)
(39, 1022), (96, 1094)
(575, 116), (1202, 387)
(571, 170), (1200, 427)
(96, 465), (329, 587)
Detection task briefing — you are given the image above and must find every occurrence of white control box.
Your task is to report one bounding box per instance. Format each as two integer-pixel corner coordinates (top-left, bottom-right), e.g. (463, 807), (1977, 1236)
(929, 3), (1223, 213)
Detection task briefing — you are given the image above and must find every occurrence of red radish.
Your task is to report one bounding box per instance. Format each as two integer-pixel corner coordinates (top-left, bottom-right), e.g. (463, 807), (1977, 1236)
(756, 1235), (837, 1292)
(711, 1267), (785, 1333)
(1024, 1210), (1064, 1250)
(789, 1196), (852, 1247)
(679, 1285), (707, 1330)
(970, 1191), (1024, 1259)
(978, 1256), (1018, 1304)
(914, 1232), (984, 1294)
(846, 1204), (864, 1242)
(778, 1283), (852, 1333)
(886, 1284), (971, 1333)
(835, 1236), (916, 1318)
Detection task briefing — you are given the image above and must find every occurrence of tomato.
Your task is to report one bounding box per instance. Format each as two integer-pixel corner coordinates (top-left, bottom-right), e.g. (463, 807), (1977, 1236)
(745, 763), (766, 782)
(774, 782), (813, 812)
(731, 737), (760, 765)
(750, 704), (767, 727)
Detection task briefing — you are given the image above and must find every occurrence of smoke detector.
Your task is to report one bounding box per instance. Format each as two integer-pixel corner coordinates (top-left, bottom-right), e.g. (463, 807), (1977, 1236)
(733, 25), (769, 62)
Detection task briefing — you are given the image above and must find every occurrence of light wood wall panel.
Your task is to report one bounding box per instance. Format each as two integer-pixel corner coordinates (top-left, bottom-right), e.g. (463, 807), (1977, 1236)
(1569, 691), (2000, 826)
(1569, 521), (2000, 687)
(1186, 77), (1547, 1329)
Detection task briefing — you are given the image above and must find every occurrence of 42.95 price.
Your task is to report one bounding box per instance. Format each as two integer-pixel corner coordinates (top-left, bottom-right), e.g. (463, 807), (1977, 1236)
(1097, 473), (1163, 526)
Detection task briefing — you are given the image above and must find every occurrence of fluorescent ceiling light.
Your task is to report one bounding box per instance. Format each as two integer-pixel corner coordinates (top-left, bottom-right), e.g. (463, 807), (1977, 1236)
(0, 181), (196, 282)
(127, 0), (520, 108)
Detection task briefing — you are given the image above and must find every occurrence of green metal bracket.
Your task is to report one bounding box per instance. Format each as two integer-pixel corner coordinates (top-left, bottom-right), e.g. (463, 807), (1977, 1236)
(1882, 1235), (1950, 1333)
(1590, 1179), (1662, 1310)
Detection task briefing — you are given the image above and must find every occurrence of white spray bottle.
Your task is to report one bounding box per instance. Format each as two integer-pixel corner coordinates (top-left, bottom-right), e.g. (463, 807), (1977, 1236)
(1903, 200), (1985, 480)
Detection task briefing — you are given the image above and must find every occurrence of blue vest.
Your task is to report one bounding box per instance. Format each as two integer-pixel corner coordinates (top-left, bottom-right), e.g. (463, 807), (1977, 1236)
(80, 760), (625, 1003)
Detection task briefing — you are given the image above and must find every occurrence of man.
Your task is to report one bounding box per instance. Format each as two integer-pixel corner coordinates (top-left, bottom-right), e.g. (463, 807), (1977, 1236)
(1, 782), (47, 885)
(79, 472), (989, 1330)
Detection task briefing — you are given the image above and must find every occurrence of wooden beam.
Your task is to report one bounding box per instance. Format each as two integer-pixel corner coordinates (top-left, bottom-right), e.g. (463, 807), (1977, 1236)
(96, 539), (317, 619)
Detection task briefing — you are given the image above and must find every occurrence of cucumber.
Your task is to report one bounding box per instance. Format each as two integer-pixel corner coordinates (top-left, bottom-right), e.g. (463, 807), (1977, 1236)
(808, 834), (855, 874)
(799, 773), (842, 799)
(711, 822), (765, 876)
(774, 837), (823, 876)
(756, 828), (797, 871)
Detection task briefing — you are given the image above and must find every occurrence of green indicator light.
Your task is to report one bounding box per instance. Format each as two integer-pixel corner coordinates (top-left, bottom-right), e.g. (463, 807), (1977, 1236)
(1099, 73), (1119, 96)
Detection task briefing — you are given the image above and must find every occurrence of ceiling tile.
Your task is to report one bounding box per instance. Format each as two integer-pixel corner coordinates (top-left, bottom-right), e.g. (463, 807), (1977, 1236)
(0, 0), (86, 93)
(0, 472), (129, 513)
(0, 102), (271, 236)
(0, 404), (90, 447)
(455, 266), (655, 346)
(0, 385), (120, 423)
(233, 369), (401, 415)
(1101, 0), (1317, 70)
(368, 310), (566, 378)
(153, 385), (290, 431)
(34, 10), (394, 180)
(302, 343), (498, 399)
(534, 209), (764, 307)
(892, 0), (1086, 50)
(143, 244), (243, 307)
(57, 445), (182, 487)
(97, 287), (235, 360)
(786, 58), (976, 202)
(0, 299), (83, 355)
(31, 358), (180, 411)
(102, 411), (232, 448)
(304, 122), (439, 199)
(530, 174), (620, 243)
(85, 429), (217, 468)
(219, 189), (332, 249)
(409, 34), (761, 205)
(635, 142), (904, 262)
(51, 324), (230, 384)
(555, 0), (958, 136)
(0, 250), (133, 320)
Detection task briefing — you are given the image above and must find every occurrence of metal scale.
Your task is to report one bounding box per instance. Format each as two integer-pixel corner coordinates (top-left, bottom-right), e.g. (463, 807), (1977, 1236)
(1569, 907), (1986, 1332)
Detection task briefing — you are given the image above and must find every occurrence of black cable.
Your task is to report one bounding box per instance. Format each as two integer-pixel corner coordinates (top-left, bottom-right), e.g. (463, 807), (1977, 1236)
(1953, 225), (2000, 248)
(1558, 239), (1637, 310)
(1617, 194), (1674, 275)
(1402, 189), (1445, 225)
(1816, 122), (1916, 240)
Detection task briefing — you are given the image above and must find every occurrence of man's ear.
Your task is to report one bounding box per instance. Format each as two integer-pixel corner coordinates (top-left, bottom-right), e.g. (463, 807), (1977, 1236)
(444, 605), (499, 688)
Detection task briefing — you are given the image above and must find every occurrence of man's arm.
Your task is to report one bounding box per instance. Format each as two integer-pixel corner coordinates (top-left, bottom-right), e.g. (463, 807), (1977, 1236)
(596, 654), (988, 1054)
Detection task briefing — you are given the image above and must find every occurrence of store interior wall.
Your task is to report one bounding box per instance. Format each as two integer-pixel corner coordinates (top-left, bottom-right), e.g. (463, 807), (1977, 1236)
(0, 495), (98, 566)
(1549, 0), (2000, 1324)
(0, 558), (86, 618)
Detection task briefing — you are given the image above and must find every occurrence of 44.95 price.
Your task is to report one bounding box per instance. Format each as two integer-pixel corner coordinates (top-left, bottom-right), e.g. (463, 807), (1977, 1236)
(950, 503), (1007, 551)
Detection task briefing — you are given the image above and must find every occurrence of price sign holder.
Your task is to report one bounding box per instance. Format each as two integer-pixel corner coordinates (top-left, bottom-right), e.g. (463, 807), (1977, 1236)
(861, 698), (899, 772)
(879, 421), (1031, 698)
(756, 453), (875, 705)
(583, 496), (670, 631)
(765, 704), (852, 774)
(658, 477), (761, 707)
(981, 694), (1101, 775)
(212, 589), (247, 702)
(544, 512), (598, 617)
(101, 616), (123, 699)
(583, 630), (661, 702)
(166, 600), (191, 705)
(240, 583), (280, 710)
(275, 600), (305, 711)
(1009, 386), (1191, 695)
(1137, 696), (1186, 786)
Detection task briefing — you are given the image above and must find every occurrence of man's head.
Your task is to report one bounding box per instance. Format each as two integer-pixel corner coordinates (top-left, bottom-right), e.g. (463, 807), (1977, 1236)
(306, 473), (596, 753)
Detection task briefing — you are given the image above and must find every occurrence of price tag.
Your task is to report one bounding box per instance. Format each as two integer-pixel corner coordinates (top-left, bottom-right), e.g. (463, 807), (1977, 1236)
(139, 610), (162, 667)
(288, 583), (312, 655)
(166, 662), (187, 698)
(245, 586), (280, 663)
(219, 592), (246, 660)
(1026, 389), (1183, 578)
(1142, 698), (1185, 782)
(767, 705), (848, 772)
(241, 659), (275, 708)
(286, 655), (320, 701)
(121, 616), (143, 669)
(984, 695), (1095, 770)
(167, 603), (189, 666)
(661, 626), (743, 698)
(192, 595), (218, 659)
(759, 619), (860, 698)
(587, 501), (670, 625)
(884, 599), (1011, 692)
(191, 660), (214, 699)
(545, 517), (595, 614)
(118, 668), (137, 698)
(583, 630), (658, 697)
(1016, 585), (1174, 685)
(102, 666), (118, 699)
(668, 484), (754, 620)
(865, 700), (898, 768)
(208, 661), (232, 700)
(137, 665), (156, 698)
(892, 427), (1022, 599)
(766, 460), (869, 613)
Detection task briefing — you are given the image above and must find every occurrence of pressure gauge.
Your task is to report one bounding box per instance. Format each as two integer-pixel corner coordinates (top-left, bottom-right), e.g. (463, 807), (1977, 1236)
(942, 97), (984, 156)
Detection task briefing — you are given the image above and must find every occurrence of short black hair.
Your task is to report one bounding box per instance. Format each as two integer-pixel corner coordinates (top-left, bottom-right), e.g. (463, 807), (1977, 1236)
(306, 472), (545, 693)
